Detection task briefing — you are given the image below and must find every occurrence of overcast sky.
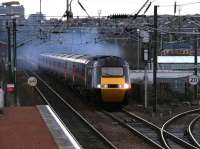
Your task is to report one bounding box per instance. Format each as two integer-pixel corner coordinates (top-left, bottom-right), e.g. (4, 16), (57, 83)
(1, 0), (200, 18)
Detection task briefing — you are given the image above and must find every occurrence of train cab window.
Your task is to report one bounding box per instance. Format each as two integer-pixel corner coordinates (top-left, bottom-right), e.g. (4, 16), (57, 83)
(101, 67), (123, 77)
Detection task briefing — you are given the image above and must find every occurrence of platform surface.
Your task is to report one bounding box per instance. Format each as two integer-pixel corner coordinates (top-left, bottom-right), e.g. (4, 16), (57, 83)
(37, 105), (80, 149)
(0, 106), (58, 149)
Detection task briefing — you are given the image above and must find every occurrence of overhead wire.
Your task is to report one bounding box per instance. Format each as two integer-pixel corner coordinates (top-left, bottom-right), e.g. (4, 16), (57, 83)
(159, 1), (200, 7)
(78, 0), (90, 17)
(2, 0), (200, 46)
(143, 2), (152, 15)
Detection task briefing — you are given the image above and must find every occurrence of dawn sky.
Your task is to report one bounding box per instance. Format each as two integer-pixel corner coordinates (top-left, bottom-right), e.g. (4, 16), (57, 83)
(1, 0), (200, 18)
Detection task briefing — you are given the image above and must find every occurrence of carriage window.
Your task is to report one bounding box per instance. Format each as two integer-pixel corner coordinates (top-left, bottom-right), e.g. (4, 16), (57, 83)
(101, 67), (123, 76)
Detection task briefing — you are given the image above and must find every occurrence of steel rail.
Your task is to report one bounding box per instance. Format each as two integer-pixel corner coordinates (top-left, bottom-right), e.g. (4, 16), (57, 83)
(122, 108), (161, 130)
(123, 109), (199, 149)
(161, 108), (200, 149)
(25, 71), (117, 149)
(102, 110), (165, 149)
(188, 114), (200, 148)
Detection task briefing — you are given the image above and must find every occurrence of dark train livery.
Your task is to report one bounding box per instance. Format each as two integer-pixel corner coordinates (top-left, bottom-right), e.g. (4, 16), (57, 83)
(39, 53), (131, 103)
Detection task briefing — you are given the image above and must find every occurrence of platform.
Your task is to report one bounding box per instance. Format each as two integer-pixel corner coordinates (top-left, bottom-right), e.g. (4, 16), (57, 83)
(0, 105), (81, 149)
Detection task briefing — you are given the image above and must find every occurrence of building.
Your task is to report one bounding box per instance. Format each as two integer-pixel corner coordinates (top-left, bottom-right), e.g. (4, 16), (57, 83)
(0, 1), (25, 42)
(27, 13), (45, 24)
(26, 13), (46, 36)
(0, 1), (25, 22)
(160, 42), (194, 56)
(0, 1), (24, 17)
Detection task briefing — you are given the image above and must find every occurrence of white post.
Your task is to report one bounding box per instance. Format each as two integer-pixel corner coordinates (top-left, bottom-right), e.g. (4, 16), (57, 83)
(0, 88), (4, 108)
(144, 65), (148, 109)
(144, 49), (149, 109)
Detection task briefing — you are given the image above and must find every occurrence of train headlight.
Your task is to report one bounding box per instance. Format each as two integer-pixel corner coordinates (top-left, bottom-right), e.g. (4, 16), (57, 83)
(118, 84), (123, 88)
(118, 84), (129, 89)
(97, 84), (101, 88)
(102, 84), (108, 88)
(123, 83), (129, 89)
(97, 84), (108, 88)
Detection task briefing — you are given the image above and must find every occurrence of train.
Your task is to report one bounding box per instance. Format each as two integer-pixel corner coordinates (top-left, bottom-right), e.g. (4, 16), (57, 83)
(38, 53), (131, 104)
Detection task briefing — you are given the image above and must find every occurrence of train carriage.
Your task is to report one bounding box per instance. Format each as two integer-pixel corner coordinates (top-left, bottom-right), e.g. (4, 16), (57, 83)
(39, 53), (131, 103)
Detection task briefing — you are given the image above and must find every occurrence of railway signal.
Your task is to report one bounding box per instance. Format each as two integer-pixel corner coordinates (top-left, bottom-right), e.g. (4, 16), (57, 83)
(6, 84), (16, 93)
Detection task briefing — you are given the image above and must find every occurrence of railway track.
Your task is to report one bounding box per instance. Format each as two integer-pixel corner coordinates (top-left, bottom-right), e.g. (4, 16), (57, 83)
(25, 69), (200, 149)
(161, 108), (200, 149)
(102, 108), (200, 149)
(25, 71), (117, 149)
(102, 108), (165, 149)
(32, 71), (155, 148)
(188, 114), (200, 148)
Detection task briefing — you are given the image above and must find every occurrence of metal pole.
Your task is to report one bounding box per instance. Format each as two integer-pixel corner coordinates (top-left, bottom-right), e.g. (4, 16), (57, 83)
(137, 29), (140, 69)
(39, 0), (42, 37)
(98, 10), (102, 26)
(7, 21), (12, 82)
(67, 0), (69, 21)
(160, 33), (163, 50)
(153, 5), (158, 112)
(144, 47), (149, 109)
(40, 0), (41, 16)
(13, 19), (17, 105)
(144, 63), (148, 108)
(194, 35), (198, 102)
(198, 39), (200, 105)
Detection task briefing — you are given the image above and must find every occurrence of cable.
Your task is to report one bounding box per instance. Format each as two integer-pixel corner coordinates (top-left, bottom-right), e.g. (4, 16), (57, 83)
(159, 1), (200, 7)
(143, 2), (152, 14)
(78, 0), (90, 17)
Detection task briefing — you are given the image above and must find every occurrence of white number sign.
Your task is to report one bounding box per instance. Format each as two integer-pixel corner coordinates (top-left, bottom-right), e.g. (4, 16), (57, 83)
(28, 77), (37, 87)
(189, 75), (199, 85)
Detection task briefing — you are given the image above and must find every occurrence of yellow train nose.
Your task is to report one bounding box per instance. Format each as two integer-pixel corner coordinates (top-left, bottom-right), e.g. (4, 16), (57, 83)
(100, 77), (127, 102)
(101, 77), (125, 84)
(101, 89), (127, 102)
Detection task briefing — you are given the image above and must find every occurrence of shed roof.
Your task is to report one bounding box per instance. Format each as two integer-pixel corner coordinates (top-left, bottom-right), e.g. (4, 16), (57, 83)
(158, 56), (200, 63)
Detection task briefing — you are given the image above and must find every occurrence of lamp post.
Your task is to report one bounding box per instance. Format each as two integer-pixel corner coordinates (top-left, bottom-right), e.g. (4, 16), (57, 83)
(193, 31), (199, 103)
(40, 0), (41, 19)
(153, 5), (158, 112)
(189, 21), (200, 104)
(39, 0), (42, 37)
(12, 18), (17, 106)
(6, 21), (12, 82)
(11, 15), (20, 106)
(98, 10), (102, 26)
(66, 0), (69, 21)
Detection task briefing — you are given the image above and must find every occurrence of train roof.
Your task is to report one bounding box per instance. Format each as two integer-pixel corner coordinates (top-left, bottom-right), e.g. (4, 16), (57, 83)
(40, 53), (90, 64)
(40, 53), (126, 64)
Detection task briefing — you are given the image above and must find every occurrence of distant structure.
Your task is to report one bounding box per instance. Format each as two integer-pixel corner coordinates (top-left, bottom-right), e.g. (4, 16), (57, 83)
(160, 42), (194, 56)
(0, 1), (25, 41)
(27, 13), (45, 24)
(27, 13), (46, 37)
(0, 1), (24, 19)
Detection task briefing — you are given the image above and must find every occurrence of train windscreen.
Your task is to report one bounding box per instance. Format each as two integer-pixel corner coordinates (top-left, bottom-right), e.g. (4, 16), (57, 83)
(101, 67), (123, 76)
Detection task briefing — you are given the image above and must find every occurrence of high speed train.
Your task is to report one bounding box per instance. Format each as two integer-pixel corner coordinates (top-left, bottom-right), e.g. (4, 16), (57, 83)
(39, 53), (131, 103)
